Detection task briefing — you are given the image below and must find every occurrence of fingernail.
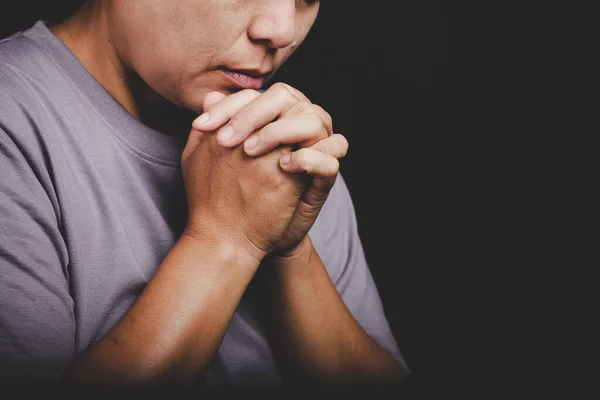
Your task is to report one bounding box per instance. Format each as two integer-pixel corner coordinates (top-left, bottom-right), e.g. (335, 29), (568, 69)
(192, 113), (210, 128)
(217, 126), (234, 143)
(280, 154), (291, 166)
(245, 135), (259, 152)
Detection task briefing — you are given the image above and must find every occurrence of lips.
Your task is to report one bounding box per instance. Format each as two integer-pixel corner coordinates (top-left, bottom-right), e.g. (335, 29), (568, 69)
(221, 69), (267, 90)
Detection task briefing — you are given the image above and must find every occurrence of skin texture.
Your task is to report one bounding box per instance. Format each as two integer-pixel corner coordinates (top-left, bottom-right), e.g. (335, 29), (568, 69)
(48, 0), (407, 389)
(52, 0), (318, 135)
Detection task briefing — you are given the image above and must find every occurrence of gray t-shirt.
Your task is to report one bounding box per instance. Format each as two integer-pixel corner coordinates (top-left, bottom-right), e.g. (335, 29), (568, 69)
(0, 20), (408, 387)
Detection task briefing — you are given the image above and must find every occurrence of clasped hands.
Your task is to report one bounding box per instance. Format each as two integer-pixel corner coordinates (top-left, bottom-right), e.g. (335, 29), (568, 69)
(181, 83), (348, 265)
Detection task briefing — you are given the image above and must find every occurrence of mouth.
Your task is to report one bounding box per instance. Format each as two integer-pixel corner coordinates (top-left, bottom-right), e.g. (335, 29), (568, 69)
(220, 68), (270, 90)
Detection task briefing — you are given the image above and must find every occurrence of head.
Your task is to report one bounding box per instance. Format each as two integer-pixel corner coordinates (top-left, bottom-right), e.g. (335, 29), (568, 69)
(68, 0), (320, 117)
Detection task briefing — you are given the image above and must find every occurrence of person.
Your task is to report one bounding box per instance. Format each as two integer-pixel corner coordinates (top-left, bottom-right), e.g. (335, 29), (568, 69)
(0, 0), (410, 392)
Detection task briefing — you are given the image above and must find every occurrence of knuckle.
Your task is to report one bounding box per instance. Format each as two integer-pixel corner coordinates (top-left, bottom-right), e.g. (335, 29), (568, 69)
(308, 112), (325, 130)
(297, 101), (313, 112)
(239, 88), (262, 103)
(272, 82), (292, 93)
(308, 104), (333, 132)
(324, 113), (333, 131)
(314, 103), (330, 119)
(321, 113), (333, 133)
(288, 101), (311, 116)
(273, 82), (299, 103)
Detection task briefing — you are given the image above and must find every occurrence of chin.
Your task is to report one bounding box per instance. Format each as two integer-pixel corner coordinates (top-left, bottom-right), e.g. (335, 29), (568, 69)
(164, 93), (201, 115)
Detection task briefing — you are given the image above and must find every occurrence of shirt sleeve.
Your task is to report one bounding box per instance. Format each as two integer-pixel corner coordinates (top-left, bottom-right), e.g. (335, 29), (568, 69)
(309, 173), (410, 374)
(0, 114), (75, 383)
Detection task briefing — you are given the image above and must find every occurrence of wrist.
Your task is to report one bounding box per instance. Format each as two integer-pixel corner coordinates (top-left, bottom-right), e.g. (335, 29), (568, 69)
(181, 226), (264, 271)
(266, 236), (314, 273)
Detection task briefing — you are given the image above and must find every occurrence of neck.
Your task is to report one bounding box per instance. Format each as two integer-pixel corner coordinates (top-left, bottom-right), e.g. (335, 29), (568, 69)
(50, 1), (194, 137)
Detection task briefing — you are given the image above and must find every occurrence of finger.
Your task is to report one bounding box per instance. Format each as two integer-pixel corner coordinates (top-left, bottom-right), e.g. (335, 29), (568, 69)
(279, 148), (340, 179)
(243, 113), (329, 156)
(279, 101), (334, 137)
(203, 91), (227, 110)
(191, 89), (261, 131)
(300, 175), (337, 208)
(271, 82), (311, 103)
(215, 82), (305, 147)
(305, 134), (349, 159)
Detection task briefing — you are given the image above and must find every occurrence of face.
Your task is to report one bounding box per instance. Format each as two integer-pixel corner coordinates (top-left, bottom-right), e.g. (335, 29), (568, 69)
(105, 0), (320, 113)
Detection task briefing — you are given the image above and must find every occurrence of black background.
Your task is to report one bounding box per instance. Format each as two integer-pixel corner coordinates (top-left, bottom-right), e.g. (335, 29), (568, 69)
(1, 1), (514, 389)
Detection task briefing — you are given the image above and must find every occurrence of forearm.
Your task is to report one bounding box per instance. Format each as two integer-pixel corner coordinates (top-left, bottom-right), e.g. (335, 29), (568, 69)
(262, 237), (406, 387)
(62, 233), (259, 386)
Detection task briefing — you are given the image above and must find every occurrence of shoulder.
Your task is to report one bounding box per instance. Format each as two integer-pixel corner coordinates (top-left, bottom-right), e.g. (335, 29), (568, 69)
(0, 23), (48, 76)
(0, 22), (66, 105)
(0, 31), (44, 111)
(0, 26), (60, 146)
(0, 48), (56, 180)
(0, 65), (44, 150)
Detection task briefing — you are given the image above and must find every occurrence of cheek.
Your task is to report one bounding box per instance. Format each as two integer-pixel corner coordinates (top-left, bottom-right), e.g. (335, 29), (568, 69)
(129, 26), (202, 93)
(134, 40), (185, 82)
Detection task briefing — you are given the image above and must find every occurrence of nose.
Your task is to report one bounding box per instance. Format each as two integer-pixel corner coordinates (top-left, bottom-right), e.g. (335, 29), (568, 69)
(247, 1), (297, 49)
